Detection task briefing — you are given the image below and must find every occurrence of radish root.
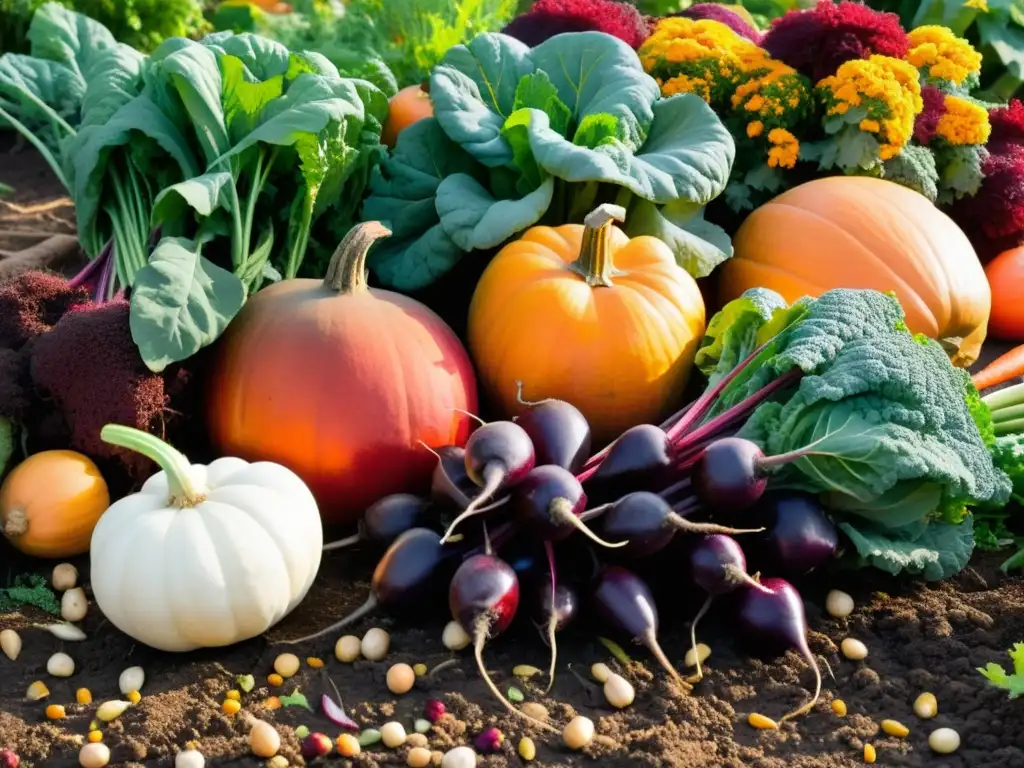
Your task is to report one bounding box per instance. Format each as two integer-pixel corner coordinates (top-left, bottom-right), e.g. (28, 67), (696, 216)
(439, 466), (505, 544)
(667, 513), (764, 537)
(515, 380), (555, 407)
(686, 596), (714, 685)
(543, 541), (559, 693)
(549, 497), (629, 549)
(777, 646), (823, 724)
(278, 596), (378, 644)
(322, 532), (361, 551)
(642, 627), (692, 693)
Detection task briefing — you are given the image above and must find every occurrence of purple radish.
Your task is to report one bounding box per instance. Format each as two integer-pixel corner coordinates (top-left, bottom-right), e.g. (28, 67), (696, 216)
(596, 491), (762, 558)
(577, 424), (672, 493)
(512, 465), (626, 548)
(591, 565), (690, 691)
(753, 495), (839, 575)
(283, 528), (446, 643)
(733, 577), (823, 725)
(322, 494), (430, 552)
(513, 381), (592, 473)
(534, 541), (577, 692)
(692, 437), (770, 510)
(449, 554), (558, 734)
(439, 421), (536, 543)
(430, 445), (477, 509)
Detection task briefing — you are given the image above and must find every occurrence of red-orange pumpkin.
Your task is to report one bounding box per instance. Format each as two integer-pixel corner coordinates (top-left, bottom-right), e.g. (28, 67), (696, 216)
(985, 246), (1024, 341)
(206, 222), (478, 525)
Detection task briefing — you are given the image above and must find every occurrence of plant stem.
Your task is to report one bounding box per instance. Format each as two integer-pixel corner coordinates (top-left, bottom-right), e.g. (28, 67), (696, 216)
(983, 382), (1024, 411)
(241, 147), (266, 264)
(100, 425), (204, 507)
(568, 204), (626, 287)
(0, 106), (68, 190)
(322, 221), (393, 293)
(285, 193), (316, 280)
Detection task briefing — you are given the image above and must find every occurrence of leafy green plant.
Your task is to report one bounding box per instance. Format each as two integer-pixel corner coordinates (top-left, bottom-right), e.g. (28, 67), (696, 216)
(979, 643), (1024, 698)
(361, 31), (736, 291)
(0, 573), (62, 615)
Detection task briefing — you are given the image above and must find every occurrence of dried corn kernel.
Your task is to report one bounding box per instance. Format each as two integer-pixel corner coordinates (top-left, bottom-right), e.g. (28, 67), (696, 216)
(45, 704), (66, 720)
(26, 681), (49, 700)
(225, 690), (241, 701)
(76, 688), (93, 705)
(263, 697), (281, 710)
(913, 692), (938, 719)
(222, 698), (241, 715)
(126, 690), (141, 705)
(306, 656), (324, 669)
(881, 719), (909, 738)
(96, 700), (131, 722)
(88, 730), (103, 744)
(864, 743), (877, 763)
(832, 699), (847, 716)
(748, 713), (779, 730)
(518, 737), (536, 761)
(267, 673), (283, 687)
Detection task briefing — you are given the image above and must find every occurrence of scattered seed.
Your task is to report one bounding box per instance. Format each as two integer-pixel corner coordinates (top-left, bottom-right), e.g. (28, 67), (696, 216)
(221, 699), (241, 716)
(301, 732), (332, 759)
(414, 663), (428, 676)
(336, 733), (361, 757)
(294, 725), (310, 740)
(88, 721), (99, 731)
(225, 690), (241, 702)
(408, 746), (433, 767)
(273, 654), (300, 678)
(407, 733), (429, 748)
(96, 700), (131, 722)
(306, 656), (324, 669)
(249, 719), (281, 758)
(513, 664), (543, 679)
(518, 736), (536, 761)
(25, 681), (49, 700)
(43, 623), (86, 642)
(864, 743), (876, 763)
(0, 629), (22, 661)
(825, 590), (855, 618)
(52, 563), (78, 591)
(236, 674), (255, 693)
(507, 686), (524, 702)
(442, 621), (471, 651)
(604, 673), (635, 709)
(78, 742), (110, 768)
(881, 719), (909, 738)
(563, 716), (595, 750)
(913, 692), (938, 719)
(335, 635), (362, 663)
(521, 702), (549, 722)
(126, 690), (141, 705)
(262, 697), (281, 710)
(76, 688), (92, 705)
(174, 749), (204, 768)
(684, 643), (712, 668)
(832, 699), (847, 717)
(381, 721), (407, 748)
(267, 673), (283, 687)
(474, 726), (503, 754)
(841, 638), (868, 661)
(45, 704), (66, 720)
(440, 746), (477, 768)
(88, 731), (102, 744)
(928, 728), (960, 754)
(358, 729), (382, 747)
(748, 713), (779, 730)
(267, 758), (288, 768)
(118, 666), (144, 695)
(387, 663), (416, 694)
(414, 718), (431, 734)
(47, 652), (75, 677)
(590, 662), (612, 683)
(61, 588), (88, 623)
(362, 628), (391, 661)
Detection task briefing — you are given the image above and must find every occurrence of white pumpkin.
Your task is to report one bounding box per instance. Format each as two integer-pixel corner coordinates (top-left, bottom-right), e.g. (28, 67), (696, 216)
(90, 425), (322, 652)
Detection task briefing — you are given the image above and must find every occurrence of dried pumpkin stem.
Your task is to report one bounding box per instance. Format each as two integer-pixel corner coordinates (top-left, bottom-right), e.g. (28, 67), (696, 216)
(569, 204), (626, 287)
(100, 425), (204, 507)
(323, 222), (392, 294)
(2, 508), (27, 537)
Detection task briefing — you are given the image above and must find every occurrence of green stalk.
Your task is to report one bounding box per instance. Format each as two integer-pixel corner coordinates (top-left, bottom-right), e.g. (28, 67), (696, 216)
(0, 106), (68, 190)
(240, 147), (265, 263)
(983, 383), (1024, 412)
(100, 425), (204, 506)
(992, 403), (1024, 424)
(18, 90), (78, 139)
(108, 171), (146, 284)
(995, 418), (1024, 436)
(227, 177), (245, 272)
(105, 206), (131, 292)
(284, 192), (316, 280)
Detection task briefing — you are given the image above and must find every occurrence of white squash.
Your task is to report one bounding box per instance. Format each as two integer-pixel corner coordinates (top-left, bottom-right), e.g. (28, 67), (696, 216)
(90, 425), (322, 652)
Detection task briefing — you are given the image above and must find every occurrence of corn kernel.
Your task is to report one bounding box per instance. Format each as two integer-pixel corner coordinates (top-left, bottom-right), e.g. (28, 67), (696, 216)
(747, 713), (779, 730)
(913, 692), (938, 719)
(127, 690), (141, 704)
(336, 733), (361, 758)
(26, 681), (49, 700)
(89, 721), (100, 731)
(518, 737), (536, 761)
(225, 690), (241, 701)
(881, 719), (909, 738)
(267, 673), (283, 687)
(864, 743), (877, 763)
(222, 698), (241, 715)
(306, 656), (324, 669)
(832, 699), (847, 716)
(76, 688), (93, 705)
(45, 704), (66, 720)
(263, 696), (281, 710)
(88, 730), (103, 744)
(413, 663), (428, 677)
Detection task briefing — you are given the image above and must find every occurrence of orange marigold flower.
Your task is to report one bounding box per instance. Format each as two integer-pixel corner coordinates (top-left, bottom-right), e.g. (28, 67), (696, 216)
(747, 120), (765, 137)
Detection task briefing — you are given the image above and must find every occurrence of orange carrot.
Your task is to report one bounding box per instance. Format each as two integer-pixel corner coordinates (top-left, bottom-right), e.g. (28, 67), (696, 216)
(973, 344), (1024, 391)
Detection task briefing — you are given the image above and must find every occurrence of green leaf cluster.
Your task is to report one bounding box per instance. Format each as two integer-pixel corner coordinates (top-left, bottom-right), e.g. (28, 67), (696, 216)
(979, 643), (1024, 698)
(0, 573), (62, 616)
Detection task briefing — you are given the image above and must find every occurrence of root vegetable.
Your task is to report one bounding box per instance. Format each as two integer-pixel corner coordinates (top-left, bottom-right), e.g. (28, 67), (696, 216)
(47, 652), (74, 677)
(0, 629), (21, 661)
(513, 465), (625, 548)
(61, 588), (88, 622)
(513, 383), (592, 473)
(52, 563), (78, 591)
(323, 493), (430, 552)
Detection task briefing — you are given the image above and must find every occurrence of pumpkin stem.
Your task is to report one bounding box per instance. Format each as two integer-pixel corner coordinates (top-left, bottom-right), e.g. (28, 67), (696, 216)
(323, 222), (392, 294)
(569, 204), (626, 287)
(100, 425), (205, 507)
(2, 508), (27, 537)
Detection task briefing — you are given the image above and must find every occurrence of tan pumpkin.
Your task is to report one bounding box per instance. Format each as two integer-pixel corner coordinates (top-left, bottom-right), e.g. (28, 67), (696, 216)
(467, 204), (706, 445)
(720, 176), (991, 367)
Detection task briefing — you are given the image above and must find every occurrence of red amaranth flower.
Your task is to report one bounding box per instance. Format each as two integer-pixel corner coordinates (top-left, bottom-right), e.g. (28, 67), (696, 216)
(914, 85), (946, 145)
(947, 146), (1024, 260)
(502, 0), (651, 49)
(674, 3), (763, 43)
(761, 0), (909, 82)
(988, 99), (1024, 155)
(0, 271), (91, 350)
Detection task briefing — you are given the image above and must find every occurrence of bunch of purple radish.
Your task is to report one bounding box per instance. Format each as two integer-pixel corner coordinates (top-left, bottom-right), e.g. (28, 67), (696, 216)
(286, 380), (842, 731)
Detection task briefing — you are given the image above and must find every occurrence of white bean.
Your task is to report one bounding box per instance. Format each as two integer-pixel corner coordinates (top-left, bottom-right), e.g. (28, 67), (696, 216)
(825, 590), (854, 618)
(47, 652), (75, 677)
(928, 728), (960, 754)
(362, 628), (391, 661)
(840, 637), (868, 660)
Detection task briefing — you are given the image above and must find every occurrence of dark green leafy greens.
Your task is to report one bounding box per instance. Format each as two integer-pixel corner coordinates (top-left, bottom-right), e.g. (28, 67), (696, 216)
(361, 31), (736, 291)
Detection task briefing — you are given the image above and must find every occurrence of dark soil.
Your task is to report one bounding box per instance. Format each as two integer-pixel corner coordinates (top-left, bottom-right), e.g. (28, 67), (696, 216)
(2, 138), (1024, 768)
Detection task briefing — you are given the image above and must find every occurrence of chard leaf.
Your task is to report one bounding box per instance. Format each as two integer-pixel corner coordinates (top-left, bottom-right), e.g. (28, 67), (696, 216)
(513, 71), (570, 136)
(157, 42), (231, 165)
(0, 55), (84, 143)
(205, 33), (291, 81)
(78, 45), (146, 128)
(694, 287), (788, 381)
(626, 198), (733, 278)
(837, 516), (974, 581)
(436, 173), (555, 252)
(27, 3), (116, 82)
(152, 171), (236, 223)
(129, 236), (245, 372)
(220, 54), (285, 143)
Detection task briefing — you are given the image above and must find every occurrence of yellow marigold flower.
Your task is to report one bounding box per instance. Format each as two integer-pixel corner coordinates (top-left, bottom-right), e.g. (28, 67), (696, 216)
(747, 120), (764, 137)
(745, 94), (765, 111)
(936, 94), (992, 145)
(766, 128), (799, 168)
(963, 0), (988, 11)
(859, 119), (881, 132)
(906, 26), (982, 85)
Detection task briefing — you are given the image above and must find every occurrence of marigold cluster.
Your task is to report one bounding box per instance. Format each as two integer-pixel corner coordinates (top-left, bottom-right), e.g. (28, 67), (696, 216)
(906, 26), (982, 86)
(935, 95), (991, 145)
(730, 59), (812, 162)
(767, 128), (800, 168)
(817, 55), (923, 159)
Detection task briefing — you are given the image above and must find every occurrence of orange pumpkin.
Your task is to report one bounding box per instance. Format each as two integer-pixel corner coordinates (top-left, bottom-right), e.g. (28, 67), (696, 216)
(206, 222), (478, 525)
(467, 204), (706, 445)
(720, 177), (991, 367)
(381, 84), (434, 148)
(1, 450), (110, 558)
(985, 245), (1024, 341)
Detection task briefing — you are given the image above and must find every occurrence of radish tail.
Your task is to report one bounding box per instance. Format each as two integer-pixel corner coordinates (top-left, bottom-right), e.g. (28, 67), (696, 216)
(450, 407), (486, 427)
(578, 502), (614, 523)
(641, 627), (691, 693)
(419, 440), (473, 509)
(686, 596), (713, 685)
(667, 513), (765, 537)
(543, 541), (558, 693)
(473, 618), (559, 734)
(322, 533), (361, 552)
(279, 596), (378, 644)
(515, 380), (555, 407)
(777, 645), (823, 724)
(439, 468), (505, 544)
(550, 498), (629, 548)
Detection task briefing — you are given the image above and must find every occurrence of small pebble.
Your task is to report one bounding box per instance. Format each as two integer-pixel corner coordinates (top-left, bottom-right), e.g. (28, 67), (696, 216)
(336, 733), (361, 757)
(52, 563), (78, 591)
(684, 643), (712, 668)
(913, 692), (938, 719)
(362, 628), (391, 661)
(521, 702), (549, 722)
(825, 589), (855, 618)
(590, 662), (611, 682)
(563, 715), (595, 750)
(441, 746), (477, 768)
(406, 733), (429, 748)
(441, 621), (471, 651)
(518, 737), (536, 761)
(832, 699), (847, 716)
(881, 719), (909, 738)
(47, 652), (75, 677)
(387, 663), (416, 694)
(414, 718), (432, 734)
(61, 586), (90, 623)
(381, 721), (407, 749)
(78, 743), (110, 768)
(864, 743), (876, 764)
(335, 634), (362, 662)
(273, 653), (300, 678)
(408, 746), (433, 767)
(841, 638), (869, 661)
(175, 749), (205, 768)
(928, 728), (960, 754)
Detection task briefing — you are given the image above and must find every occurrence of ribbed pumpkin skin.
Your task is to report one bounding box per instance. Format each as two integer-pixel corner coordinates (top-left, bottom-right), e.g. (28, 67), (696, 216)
(467, 224), (706, 445)
(206, 281), (478, 525)
(721, 177), (991, 367)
